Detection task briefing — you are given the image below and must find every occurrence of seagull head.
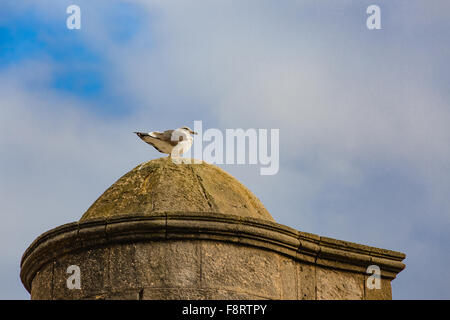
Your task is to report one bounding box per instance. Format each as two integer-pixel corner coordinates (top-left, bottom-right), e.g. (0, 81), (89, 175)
(180, 126), (198, 136)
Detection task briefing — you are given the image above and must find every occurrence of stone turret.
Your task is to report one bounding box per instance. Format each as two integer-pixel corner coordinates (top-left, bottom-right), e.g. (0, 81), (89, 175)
(20, 158), (405, 299)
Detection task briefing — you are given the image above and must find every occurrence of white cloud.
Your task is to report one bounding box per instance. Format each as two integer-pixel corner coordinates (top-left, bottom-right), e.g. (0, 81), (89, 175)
(1, 0), (450, 299)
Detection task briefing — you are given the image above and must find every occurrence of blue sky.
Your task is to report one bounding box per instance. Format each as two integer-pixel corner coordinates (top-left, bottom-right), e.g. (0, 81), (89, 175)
(1, 0), (450, 299)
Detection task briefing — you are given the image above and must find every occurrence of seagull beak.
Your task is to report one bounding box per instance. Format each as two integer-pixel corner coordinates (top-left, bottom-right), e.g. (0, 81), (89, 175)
(192, 131), (198, 135)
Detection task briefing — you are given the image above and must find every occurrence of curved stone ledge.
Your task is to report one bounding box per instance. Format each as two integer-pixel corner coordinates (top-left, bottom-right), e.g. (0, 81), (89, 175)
(20, 212), (405, 295)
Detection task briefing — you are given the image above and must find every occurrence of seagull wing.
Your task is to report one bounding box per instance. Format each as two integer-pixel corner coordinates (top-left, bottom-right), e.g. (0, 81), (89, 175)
(135, 131), (175, 153)
(152, 130), (184, 146)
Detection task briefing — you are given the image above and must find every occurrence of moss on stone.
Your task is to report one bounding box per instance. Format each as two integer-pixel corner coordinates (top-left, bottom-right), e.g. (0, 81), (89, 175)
(80, 157), (274, 222)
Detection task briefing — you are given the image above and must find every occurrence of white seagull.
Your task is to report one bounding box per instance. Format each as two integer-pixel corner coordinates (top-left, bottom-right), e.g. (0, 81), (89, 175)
(134, 126), (198, 157)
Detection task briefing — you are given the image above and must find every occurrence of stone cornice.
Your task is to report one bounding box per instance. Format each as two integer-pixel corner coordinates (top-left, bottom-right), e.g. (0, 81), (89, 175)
(20, 212), (406, 293)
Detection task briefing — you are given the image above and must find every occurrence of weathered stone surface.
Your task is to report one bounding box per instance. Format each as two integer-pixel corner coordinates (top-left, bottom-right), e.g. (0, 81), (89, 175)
(364, 276), (392, 300)
(134, 240), (201, 288)
(105, 289), (141, 300)
(81, 158), (274, 222)
(108, 244), (139, 291)
(31, 262), (53, 300)
(53, 248), (109, 300)
(200, 241), (280, 299)
(297, 262), (316, 300)
(279, 257), (297, 299)
(316, 267), (364, 300)
(143, 288), (209, 300)
(194, 162), (271, 220)
(141, 288), (267, 300)
(205, 288), (268, 300)
(22, 219), (405, 300)
(21, 158), (406, 300)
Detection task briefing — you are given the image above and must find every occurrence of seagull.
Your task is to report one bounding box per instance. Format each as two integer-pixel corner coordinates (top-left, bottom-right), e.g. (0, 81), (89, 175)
(134, 126), (198, 157)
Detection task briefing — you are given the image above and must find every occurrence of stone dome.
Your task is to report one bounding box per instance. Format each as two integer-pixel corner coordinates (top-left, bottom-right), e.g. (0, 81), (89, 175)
(80, 157), (274, 222)
(22, 157), (406, 300)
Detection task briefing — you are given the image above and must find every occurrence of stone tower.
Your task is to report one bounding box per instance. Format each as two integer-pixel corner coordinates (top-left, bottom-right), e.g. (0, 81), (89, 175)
(20, 158), (405, 299)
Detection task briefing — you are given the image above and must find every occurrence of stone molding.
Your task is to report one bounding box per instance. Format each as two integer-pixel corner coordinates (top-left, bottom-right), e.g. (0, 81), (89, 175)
(20, 212), (405, 293)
